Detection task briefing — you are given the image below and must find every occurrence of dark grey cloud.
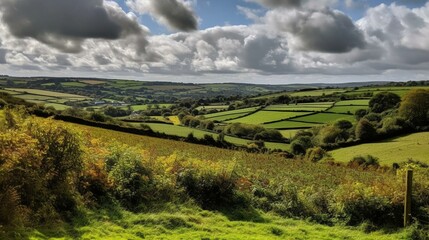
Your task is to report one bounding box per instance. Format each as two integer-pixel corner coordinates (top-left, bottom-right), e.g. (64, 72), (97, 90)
(268, 9), (366, 53)
(0, 48), (7, 64)
(94, 55), (112, 65)
(152, 0), (198, 31)
(0, 0), (147, 53)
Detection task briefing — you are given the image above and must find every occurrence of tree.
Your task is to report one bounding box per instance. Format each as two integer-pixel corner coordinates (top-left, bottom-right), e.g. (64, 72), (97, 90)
(399, 89), (429, 127)
(355, 118), (376, 141)
(369, 92), (401, 113)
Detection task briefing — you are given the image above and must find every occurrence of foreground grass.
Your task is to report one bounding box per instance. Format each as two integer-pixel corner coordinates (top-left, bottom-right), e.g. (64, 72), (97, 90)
(2, 206), (410, 240)
(330, 132), (429, 165)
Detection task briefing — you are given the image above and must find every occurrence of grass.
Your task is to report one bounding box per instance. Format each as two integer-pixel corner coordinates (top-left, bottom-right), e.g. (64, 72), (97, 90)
(293, 113), (356, 124)
(136, 123), (290, 150)
(264, 120), (319, 129)
(279, 129), (300, 138)
(196, 105), (229, 111)
(290, 89), (347, 97)
(130, 104), (172, 111)
(328, 106), (367, 114)
(334, 100), (370, 106)
(204, 107), (259, 118)
(265, 105), (330, 112)
(6, 88), (88, 99)
(14, 94), (56, 101)
(61, 82), (87, 87)
(227, 111), (310, 124)
(10, 206), (410, 240)
(44, 103), (71, 110)
(330, 132), (429, 165)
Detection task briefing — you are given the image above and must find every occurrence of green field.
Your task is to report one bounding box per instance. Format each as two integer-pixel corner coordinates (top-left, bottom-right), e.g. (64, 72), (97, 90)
(328, 106), (367, 114)
(330, 132), (429, 165)
(264, 120), (320, 129)
(265, 103), (332, 112)
(16, 207), (409, 240)
(290, 89), (347, 97)
(61, 82), (87, 87)
(334, 99), (370, 106)
(227, 111), (310, 124)
(15, 94), (57, 101)
(141, 123), (290, 151)
(43, 103), (71, 110)
(130, 104), (172, 111)
(292, 113), (356, 124)
(196, 105), (229, 111)
(6, 88), (88, 99)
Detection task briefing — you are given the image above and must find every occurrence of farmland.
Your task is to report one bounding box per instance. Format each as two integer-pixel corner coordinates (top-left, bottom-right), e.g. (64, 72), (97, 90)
(2, 80), (429, 239)
(330, 132), (429, 165)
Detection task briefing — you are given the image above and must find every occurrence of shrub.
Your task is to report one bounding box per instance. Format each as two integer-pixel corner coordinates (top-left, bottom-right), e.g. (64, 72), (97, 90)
(348, 155), (380, 169)
(399, 89), (429, 128)
(304, 147), (329, 162)
(369, 92), (401, 113)
(290, 136), (313, 155)
(0, 112), (83, 224)
(177, 169), (242, 210)
(355, 119), (376, 141)
(105, 146), (154, 209)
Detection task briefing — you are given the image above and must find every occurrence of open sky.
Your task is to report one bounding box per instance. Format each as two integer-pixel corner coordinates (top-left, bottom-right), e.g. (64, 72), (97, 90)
(0, 0), (428, 84)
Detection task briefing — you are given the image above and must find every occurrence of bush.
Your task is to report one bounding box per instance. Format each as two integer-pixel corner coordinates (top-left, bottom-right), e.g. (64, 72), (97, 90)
(355, 119), (376, 141)
(177, 169), (242, 210)
(304, 147), (329, 162)
(0, 112), (83, 224)
(106, 146), (154, 209)
(369, 92), (401, 113)
(348, 155), (380, 169)
(290, 136), (313, 155)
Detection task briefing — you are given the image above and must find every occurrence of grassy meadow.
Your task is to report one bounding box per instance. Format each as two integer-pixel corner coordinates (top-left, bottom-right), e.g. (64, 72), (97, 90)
(330, 132), (429, 165)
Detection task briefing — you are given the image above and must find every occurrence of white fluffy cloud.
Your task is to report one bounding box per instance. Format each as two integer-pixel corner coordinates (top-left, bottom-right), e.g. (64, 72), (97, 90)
(0, 1), (429, 82)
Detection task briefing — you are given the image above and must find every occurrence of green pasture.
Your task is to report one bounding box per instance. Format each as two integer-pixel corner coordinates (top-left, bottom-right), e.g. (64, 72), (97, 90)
(130, 104), (172, 111)
(330, 132), (429, 165)
(290, 89), (347, 97)
(334, 99), (369, 106)
(15, 94), (56, 101)
(227, 111), (310, 124)
(265, 104), (331, 111)
(293, 113), (355, 124)
(6, 88), (88, 99)
(264, 120), (319, 129)
(207, 113), (252, 122)
(279, 129), (300, 138)
(328, 106), (367, 114)
(204, 107), (259, 118)
(61, 82), (87, 87)
(44, 103), (71, 110)
(134, 123), (289, 150)
(0, 89), (21, 95)
(196, 105), (229, 111)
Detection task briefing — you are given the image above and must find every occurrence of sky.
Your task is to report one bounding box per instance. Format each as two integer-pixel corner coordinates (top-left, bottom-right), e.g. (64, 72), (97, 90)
(0, 0), (429, 84)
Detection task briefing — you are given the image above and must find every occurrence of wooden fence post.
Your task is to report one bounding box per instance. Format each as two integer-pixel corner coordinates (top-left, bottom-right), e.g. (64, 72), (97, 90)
(404, 169), (413, 227)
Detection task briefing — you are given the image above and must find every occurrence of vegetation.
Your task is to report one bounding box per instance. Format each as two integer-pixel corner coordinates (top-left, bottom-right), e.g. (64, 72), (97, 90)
(2, 78), (429, 238)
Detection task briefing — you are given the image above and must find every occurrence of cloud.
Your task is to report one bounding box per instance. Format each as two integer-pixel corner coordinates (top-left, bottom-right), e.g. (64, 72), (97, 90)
(0, 0), (148, 53)
(0, 49), (6, 64)
(126, 0), (198, 32)
(248, 0), (338, 9)
(266, 8), (365, 53)
(1, 2), (429, 81)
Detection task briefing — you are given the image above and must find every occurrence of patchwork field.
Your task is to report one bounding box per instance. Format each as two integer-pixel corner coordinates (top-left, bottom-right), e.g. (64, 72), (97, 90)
(227, 111), (310, 124)
(292, 113), (356, 124)
(264, 120), (320, 129)
(330, 132), (429, 165)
